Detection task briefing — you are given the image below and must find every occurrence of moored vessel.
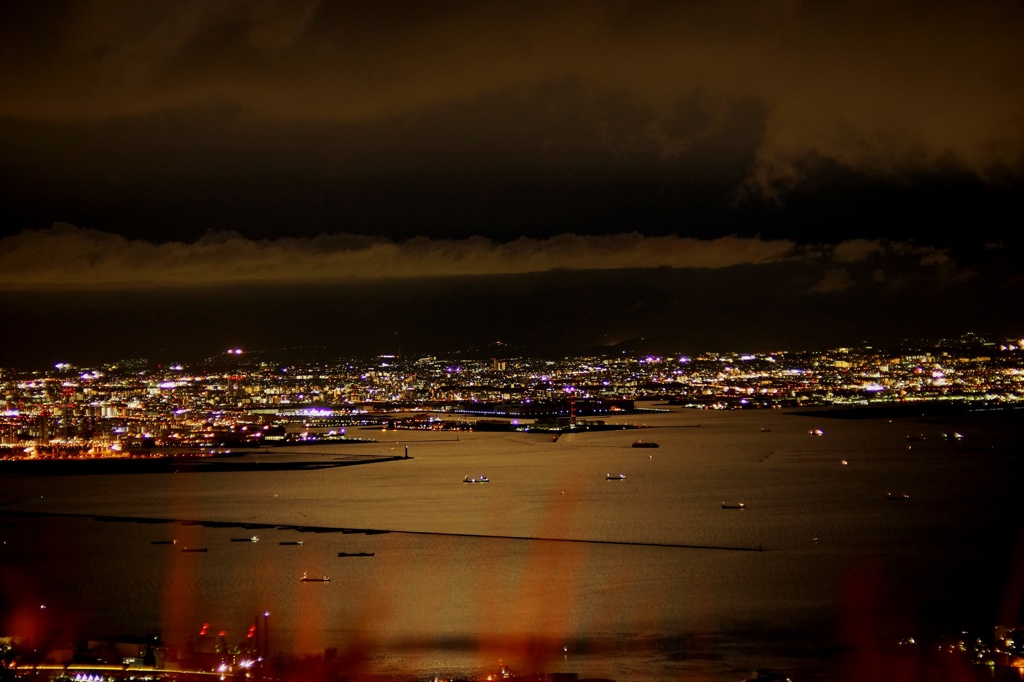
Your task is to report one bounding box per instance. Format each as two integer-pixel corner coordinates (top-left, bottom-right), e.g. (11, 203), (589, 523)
(300, 572), (330, 582)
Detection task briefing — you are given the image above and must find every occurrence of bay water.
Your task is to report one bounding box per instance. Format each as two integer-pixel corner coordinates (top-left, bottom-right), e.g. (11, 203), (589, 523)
(2, 403), (1022, 680)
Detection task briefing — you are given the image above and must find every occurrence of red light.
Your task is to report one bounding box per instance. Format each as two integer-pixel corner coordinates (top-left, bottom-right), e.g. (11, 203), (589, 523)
(219, 630), (227, 637)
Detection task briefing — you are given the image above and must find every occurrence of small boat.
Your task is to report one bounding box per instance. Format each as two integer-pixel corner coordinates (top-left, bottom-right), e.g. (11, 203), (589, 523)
(606, 473), (626, 480)
(337, 551), (374, 557)
(632, 441), (659, 448)
(151, 539), (177, 545)
(721, 502), (746, 509)
(886, 492), (911, 501)
(463, 475), (490, 483)
(300, 573), (330, 582)
(279, 540), (304, 545)
(181, 547), (208, 553)
(231, 536), (259, 543)
(906, 434), (926, 442)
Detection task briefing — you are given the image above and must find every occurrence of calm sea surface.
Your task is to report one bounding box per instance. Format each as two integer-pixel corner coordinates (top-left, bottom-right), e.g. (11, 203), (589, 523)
(2, 404), (1022, 681)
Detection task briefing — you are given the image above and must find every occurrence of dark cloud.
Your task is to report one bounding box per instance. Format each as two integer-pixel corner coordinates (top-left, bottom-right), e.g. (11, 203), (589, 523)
(2, 224), (984, 291)
(0, 84), (770, 241)
(2, 88), (1020, 248)
(1, 1), (1022, 192)
(0, 225), (802, 289)
(0, 1), (1021, 363)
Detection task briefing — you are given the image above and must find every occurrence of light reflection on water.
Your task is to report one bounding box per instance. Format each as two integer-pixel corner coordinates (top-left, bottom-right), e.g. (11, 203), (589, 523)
(1, 404), (1021, 681)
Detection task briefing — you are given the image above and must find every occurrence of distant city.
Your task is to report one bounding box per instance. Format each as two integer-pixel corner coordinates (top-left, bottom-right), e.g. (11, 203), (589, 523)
(3, 331), (1024, 681)
(2, 332), (1021, 460)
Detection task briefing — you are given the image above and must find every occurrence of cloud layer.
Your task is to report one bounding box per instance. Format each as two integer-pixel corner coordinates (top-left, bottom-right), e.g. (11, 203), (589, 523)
(1, 1), (1022, 192)
(0, 224), (966, 291)
(0, 225), (796, 288)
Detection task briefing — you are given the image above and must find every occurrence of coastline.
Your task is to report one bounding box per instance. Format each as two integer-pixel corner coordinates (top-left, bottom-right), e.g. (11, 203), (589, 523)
(0, 453), (405, 476)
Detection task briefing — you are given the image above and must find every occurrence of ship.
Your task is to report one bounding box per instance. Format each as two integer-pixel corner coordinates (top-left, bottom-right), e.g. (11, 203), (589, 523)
(606, 473), (626, 480)
(632, 441), (659, 448)
(721, 502), (746, 509)
(300, 573), (330, 582)
(337, 551), (374, 557)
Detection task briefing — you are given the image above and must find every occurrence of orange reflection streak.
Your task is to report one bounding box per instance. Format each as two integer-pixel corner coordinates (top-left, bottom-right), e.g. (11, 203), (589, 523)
(477, 472), (587, 675)
(333, 592), (389, 682)
(4, 604), (41, 649)
(161, 474), (200, 648)
(293, 574), (326, 656)
(2, 526), (82, 648)
(840, 564), (979, 682)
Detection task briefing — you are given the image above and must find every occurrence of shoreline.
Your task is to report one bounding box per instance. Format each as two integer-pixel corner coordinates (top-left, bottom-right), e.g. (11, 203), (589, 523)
(0, 453), (406, 476)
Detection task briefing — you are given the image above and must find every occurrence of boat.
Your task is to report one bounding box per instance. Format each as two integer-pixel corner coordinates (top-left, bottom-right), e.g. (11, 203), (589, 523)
(886, 492), (911, 501)
(463, 475), (489, 483)
(632, 441), (659, 448)
(181, 547), (208, 552)
(337, 551), (374, 557)
(151, 539), (177, 545)
(606, 473), (626, 480)
(231, 536), (259, 542)
(721, 502), (746, 509)
(279, 540), (304, 545)
(300, 573), (330, 582)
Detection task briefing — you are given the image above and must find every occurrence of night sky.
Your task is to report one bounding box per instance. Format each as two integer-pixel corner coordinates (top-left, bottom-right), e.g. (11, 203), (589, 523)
(2, 1), (1022, 366)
